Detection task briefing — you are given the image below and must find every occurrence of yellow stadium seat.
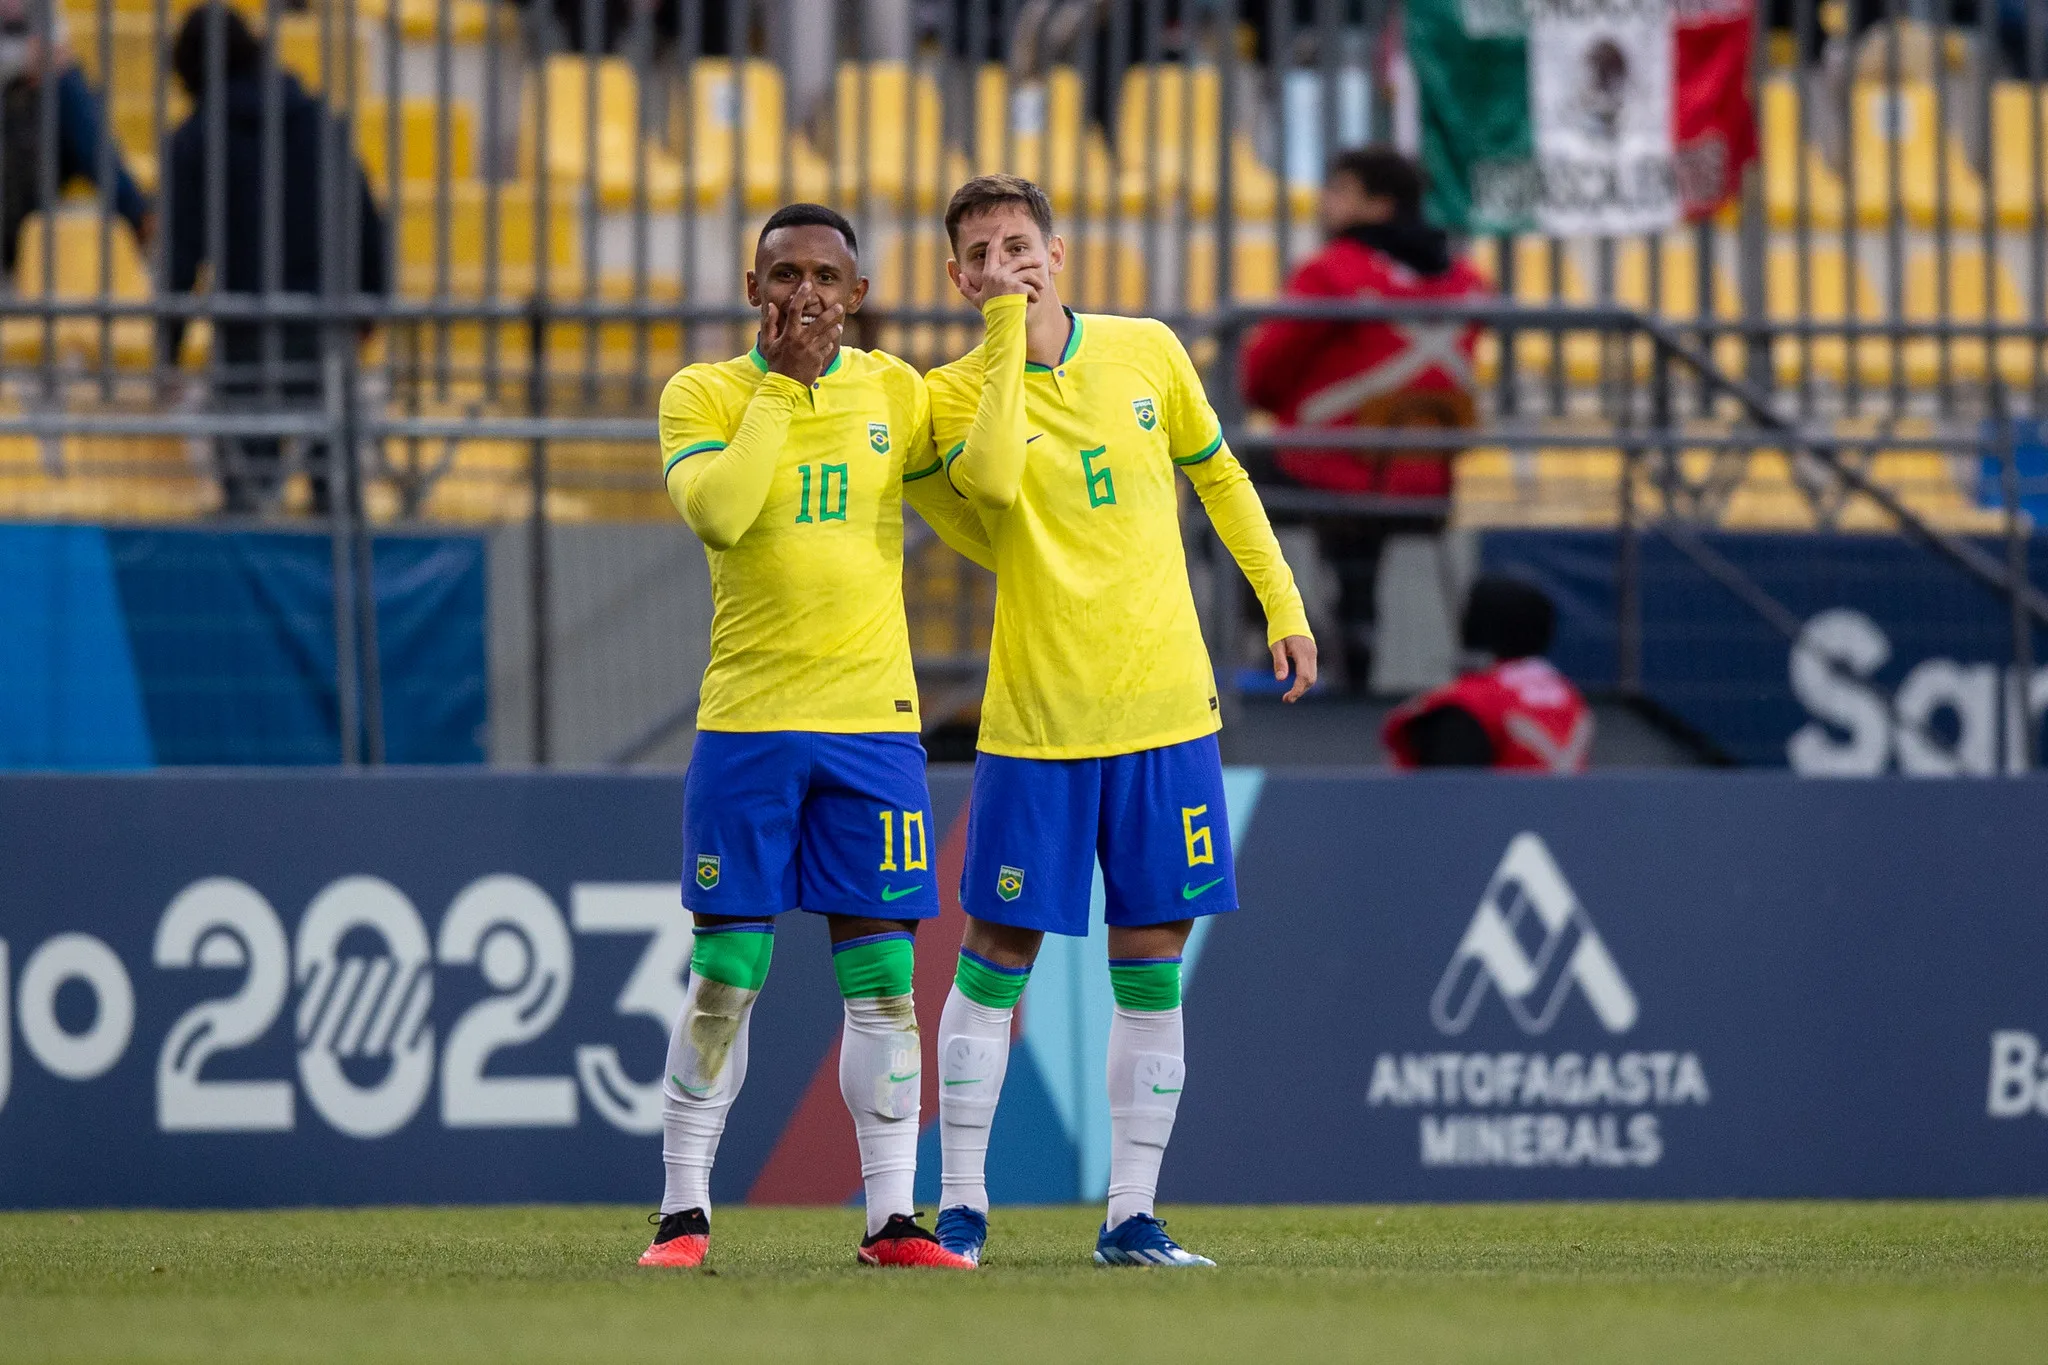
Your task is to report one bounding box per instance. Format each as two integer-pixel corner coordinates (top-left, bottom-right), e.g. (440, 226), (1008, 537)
(1723, 450), (1816, 529)
(670, 58), (820, 209)
(1767, 245), (1885, 385)
(972, 66), (1112, 217)
(1471, 236), (1600, 383)
(349, 0), (499, 44)
(394, 181), (580, 297)
(1183, 233), (1280, 313)
(1991, 83), (2048, 229)
(3, 212), (161, 368)
(833, 62), (944, 209)
(356, 96), (476, 188)
(1113, 64), (1277, 220)
(1900, 250), (2033, 387)
(1613, 236), (1744, 375)
(1849, 82), (1984, 229)
(523, 56), (683, 211)
(1761, 79), (1846, 229)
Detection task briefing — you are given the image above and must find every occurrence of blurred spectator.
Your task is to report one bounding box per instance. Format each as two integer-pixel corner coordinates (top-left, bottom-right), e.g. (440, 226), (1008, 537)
(1240, 146), (1488, 691)
(160, 3), (387, 516)
(0, 0), (151, 273)
(1382, 576), (1592, 772)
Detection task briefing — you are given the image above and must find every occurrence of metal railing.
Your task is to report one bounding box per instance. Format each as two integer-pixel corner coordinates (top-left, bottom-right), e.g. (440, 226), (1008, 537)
(0, 0), (2045, 763)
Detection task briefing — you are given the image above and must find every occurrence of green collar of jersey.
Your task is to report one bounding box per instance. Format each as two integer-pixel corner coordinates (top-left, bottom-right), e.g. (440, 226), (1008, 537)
(748, 344), (844, 378)
(1024, 309), (1082, 374)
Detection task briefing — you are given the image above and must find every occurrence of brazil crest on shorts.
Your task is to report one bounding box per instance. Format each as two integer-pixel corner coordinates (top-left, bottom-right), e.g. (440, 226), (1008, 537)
(996, 865), (1024, 902)
(695, 854), (721, 890)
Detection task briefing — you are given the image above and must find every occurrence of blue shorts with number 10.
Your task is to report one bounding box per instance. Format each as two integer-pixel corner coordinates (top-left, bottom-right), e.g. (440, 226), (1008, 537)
(681, 731), (941, 919)
(961, 733), (1236, 936)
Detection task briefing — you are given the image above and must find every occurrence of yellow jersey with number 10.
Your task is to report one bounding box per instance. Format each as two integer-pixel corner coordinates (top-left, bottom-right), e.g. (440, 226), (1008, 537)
(658, 345), (944, 734)
(927, 305), (1310, 759)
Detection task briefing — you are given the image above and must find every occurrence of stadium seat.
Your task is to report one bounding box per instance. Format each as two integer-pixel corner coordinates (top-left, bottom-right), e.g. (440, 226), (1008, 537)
(671, 58), (829, 209)
(1900, 250), (2033, 387)
(523, 56), (684, 211)
(3, 211), (162, 369)
(1471, 236), (1600, 384)
(833, 62), (944, 209)
(1760, 78), (1846, 229)
(1849, 82), (1984, 229)
(1723, 450), (1817, 529)
(394, 180), (580, 298)
(1182, 233), (1281, 313)
(355, 96), (477, 188)
(1990, 83), (2048, 229)
(972, 66), (1112, 217)
(1613, 235), (1743, 375)
(1113, 64), (1277, 220)
(1766, 245), (1885, 386)
(1062, 231), (1147, 314)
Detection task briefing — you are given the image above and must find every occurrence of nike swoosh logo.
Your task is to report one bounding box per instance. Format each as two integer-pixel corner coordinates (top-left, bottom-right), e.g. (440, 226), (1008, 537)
(1026, 433), (1042, 443)
(673, 1074), (713, 1096)
(1182, 878), (1224, 900)
(1151, 1085), (1183, 1094)
(880, 884), (922, 902)
(888, 1071), (920, 1083)
(942, 1078), (983, 1087)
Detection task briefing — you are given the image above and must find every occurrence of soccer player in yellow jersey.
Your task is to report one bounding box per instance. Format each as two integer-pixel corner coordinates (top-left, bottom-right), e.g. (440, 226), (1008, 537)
(638, 204), (985, 1272)
(924, 176), (1317, 1268)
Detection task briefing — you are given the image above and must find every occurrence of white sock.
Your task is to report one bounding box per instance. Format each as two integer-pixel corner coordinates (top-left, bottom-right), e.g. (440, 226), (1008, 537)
(658, 971), (759, 1217)
(1105, 1004), (1185, 1228)
(937, 984), (1015, 1214)
(839, 993), (922, 1236)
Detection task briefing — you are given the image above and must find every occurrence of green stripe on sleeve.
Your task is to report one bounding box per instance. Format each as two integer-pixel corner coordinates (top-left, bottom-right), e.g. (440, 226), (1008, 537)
(1173, 432), (1224, 467)
(903, 456), (945, 483)
(942, 440), (966, 464)
(663, 441), (726, 477)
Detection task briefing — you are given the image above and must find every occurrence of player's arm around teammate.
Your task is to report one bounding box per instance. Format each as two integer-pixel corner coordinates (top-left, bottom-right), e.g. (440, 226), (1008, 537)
(642, 205), (978, 1272)
(923, 176), (1315, 1269)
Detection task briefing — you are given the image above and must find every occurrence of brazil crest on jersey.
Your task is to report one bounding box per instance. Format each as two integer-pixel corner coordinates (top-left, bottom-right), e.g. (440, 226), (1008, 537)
(658, 345), (938, 734)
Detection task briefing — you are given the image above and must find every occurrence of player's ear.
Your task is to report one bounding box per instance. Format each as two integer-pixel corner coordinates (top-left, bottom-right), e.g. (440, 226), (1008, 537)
(945, 258), (965, 296)
(744, 269), (761, 309)
(845, 273), (870, 314)
(1046, 233), (1066, 276)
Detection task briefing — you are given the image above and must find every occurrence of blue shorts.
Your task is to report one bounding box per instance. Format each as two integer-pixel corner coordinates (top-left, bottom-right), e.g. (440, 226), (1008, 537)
(681, 731), (941, 920)
(960, 733), (1237, 937)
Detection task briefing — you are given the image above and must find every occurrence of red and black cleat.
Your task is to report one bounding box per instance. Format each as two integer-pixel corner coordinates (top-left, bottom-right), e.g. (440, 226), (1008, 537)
(857, 1213), (977, 1269)
(638, 1208), (711, 1268)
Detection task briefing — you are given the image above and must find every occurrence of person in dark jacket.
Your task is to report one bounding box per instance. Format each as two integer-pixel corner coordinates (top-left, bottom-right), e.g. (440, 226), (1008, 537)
(0, 0), (152, 271)
(161, 3), (388, 515)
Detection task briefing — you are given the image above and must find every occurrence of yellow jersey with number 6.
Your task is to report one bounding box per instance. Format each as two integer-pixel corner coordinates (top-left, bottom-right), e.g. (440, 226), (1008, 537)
(658, 345), (942, 734)
(927, 309), (1308, 759)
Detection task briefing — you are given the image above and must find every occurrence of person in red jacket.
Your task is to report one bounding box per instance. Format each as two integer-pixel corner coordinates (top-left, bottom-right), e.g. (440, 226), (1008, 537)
(1383, 576), (1594, 771)
(1241, 147), (1490, 691)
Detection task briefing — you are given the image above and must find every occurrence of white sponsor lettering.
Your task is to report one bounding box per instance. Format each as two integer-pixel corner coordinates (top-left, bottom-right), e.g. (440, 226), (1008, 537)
(1418, 1112), (1662, 1168)
(17, 934), (133, 1082)
(438, 876), (577, 1129)
(1987, 1030), (2048, 1118)
(1788, 608), (2048, 776)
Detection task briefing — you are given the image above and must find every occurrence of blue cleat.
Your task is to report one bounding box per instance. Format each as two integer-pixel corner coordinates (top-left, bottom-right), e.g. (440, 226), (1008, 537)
(1093, 1214), (1215, 1268)
(934, 1206), (988, 1267)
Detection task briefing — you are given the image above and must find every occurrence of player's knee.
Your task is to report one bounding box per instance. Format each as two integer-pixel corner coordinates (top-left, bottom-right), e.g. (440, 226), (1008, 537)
(1107, 920), (1193, 964)
(832, 929), (915, 1004)
(961, 916), (1043, 971)
(1108, 955), (1182, 1012)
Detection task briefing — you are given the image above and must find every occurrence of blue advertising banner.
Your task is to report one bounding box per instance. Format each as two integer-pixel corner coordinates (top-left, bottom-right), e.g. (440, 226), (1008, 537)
(1480, 528), (2048, 772)
(2, 770), (2045, 1209)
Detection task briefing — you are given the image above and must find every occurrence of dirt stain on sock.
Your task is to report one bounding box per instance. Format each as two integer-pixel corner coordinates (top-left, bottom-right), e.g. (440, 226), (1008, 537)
(686, 980), (753, 1083)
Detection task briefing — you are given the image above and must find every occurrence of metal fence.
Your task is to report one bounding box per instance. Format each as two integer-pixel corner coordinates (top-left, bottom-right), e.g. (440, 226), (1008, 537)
(0, 0), (2044, 764)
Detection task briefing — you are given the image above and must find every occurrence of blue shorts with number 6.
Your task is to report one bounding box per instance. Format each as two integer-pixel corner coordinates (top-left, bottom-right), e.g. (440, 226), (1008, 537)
(960, 733), (1237, 937)
(681, 731), (941, 919)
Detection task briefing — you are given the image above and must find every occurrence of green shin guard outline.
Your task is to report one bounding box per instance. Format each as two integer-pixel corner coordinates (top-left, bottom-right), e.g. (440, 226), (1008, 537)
(690, 925), (775, 991)
(831, 932), (915, 999)
(1108, 956), (1182, 1011)
(955, 948), (1031, 1009)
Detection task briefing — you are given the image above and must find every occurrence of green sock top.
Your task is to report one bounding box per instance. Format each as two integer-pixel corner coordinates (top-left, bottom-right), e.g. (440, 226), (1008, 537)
(691, 923), (774, 992)
(832, 932), (915, 999)
(955, 948), (1031, 1010)
(1108, 956), (1182, 1011)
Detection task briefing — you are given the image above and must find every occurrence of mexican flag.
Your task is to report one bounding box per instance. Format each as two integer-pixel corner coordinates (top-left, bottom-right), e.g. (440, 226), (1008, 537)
(1407, 0), (1755, 236)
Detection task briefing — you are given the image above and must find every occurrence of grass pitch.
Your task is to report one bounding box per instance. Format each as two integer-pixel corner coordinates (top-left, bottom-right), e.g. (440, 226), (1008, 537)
(3, 1202), (2046, 1363)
